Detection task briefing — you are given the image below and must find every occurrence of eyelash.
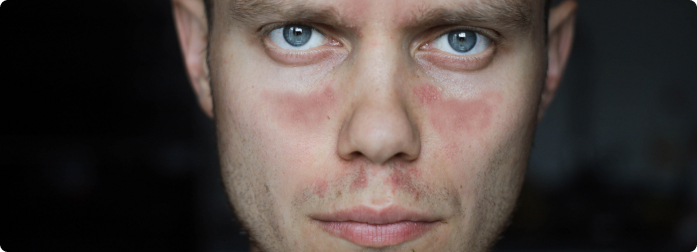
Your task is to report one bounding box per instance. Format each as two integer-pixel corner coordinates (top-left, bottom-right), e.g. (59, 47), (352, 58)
(418, 26), (499, 51)
(444, 26), (496, 42)
(261, 22), (499, 46)
(259, 22), (331, 42)
(260, 23), (499, 68)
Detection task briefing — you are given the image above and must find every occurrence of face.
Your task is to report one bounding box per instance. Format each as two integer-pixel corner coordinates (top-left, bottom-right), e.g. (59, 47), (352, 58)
(174, 0), (576, 250)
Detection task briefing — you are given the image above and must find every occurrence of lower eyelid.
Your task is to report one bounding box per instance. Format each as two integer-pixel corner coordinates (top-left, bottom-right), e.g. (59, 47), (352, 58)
(415, 45), (495, 71)
(264, 41), (347, 65)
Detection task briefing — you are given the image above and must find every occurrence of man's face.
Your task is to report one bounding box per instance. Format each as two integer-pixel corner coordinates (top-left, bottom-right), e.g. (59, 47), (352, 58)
(176, 0), (574, 250)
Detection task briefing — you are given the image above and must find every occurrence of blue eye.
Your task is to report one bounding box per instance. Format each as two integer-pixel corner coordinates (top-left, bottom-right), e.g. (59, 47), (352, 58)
(448, 30), (477, 52)
(432, 29), (490, 55)
(283, 25), (312, 47)
(269, 24), (327, 50)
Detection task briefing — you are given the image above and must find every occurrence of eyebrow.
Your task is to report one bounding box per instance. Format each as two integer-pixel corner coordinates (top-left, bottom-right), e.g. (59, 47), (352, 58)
(228, 0), (346, 28)
(411, 0), (534, 31)
(227, 0), (535, 31)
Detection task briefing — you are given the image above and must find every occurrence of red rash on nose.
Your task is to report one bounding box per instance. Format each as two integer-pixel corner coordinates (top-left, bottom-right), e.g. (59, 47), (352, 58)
(413, 84), (500, 136)
(266, 85), (336, 129)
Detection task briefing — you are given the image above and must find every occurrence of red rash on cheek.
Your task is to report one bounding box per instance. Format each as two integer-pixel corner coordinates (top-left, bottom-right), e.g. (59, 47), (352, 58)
(313, 179), (329, 199)
(413, 84), (501, 136)
(263, 85), (336, 178)
(413, 84), (442, 104)
(266, 85), (336, 129)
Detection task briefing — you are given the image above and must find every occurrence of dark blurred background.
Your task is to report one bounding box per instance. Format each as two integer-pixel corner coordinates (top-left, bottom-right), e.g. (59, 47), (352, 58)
(1, 0), (695, 251)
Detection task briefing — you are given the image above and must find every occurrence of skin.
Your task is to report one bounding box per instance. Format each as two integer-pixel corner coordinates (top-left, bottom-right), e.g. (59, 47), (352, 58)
(173, 0), (577, 251)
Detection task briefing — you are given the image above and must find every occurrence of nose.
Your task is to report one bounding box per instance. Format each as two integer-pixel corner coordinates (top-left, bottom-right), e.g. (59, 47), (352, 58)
(337, 35), (421, 165)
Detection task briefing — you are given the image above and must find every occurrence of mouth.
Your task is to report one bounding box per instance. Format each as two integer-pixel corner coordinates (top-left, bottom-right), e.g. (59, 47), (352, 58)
(310, 205), (441, 247)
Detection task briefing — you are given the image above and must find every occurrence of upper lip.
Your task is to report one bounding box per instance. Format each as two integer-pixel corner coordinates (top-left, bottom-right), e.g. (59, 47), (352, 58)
(310, 205), (440, 225)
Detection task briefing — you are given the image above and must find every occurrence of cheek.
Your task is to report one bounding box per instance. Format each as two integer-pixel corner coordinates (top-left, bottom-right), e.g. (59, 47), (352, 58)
(259, 84), (340, 199)
(431, 96), (500, 135)
(414, 84), (501, 135)
(262, 84), (338, 168)
(264, 84), (337, 129)
(311, 179), (330, 199)
(414, 84), (503, 160)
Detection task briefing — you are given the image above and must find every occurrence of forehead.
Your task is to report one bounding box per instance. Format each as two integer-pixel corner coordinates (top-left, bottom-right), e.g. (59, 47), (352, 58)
(223, 0), (544, 30)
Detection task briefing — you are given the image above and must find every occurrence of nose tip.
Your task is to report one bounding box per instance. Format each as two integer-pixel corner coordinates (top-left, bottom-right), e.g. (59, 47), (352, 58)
(337, 99), (421, 165)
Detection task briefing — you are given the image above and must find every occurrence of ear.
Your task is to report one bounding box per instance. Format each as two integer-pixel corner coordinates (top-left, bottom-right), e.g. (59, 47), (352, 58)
(173, 0), (214, 118)
(538, 0), (577, 121)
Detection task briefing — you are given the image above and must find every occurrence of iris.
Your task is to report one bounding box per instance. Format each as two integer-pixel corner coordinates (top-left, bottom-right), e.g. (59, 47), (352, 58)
(447, 30), (478, 53)
(283, 24), (313, 47)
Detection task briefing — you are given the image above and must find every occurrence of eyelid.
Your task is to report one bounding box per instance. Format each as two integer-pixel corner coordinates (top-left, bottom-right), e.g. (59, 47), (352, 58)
(257, 22), (295, 37)
(448, 26), (497, 43)
(260, 22), (345, 49)
(415, 26), (498, 71)
(416, 25), (500, 51)
(261, 23), (347, 65)
(258, 22), (330, 42)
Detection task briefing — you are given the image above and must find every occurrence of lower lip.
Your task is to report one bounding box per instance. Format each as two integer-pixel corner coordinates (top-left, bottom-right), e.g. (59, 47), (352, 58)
(316, 221), (436, 247)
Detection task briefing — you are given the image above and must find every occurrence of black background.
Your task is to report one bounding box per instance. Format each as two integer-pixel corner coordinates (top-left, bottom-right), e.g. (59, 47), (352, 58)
(1, 0), (696, 251)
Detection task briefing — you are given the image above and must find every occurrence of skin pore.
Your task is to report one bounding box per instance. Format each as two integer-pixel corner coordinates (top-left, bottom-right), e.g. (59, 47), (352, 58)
(173, 0), (577, 251)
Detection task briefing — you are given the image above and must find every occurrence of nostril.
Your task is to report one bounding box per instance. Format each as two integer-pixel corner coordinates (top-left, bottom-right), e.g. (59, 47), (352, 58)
(337, 120), (422, 164)
(396, 152), (412, 160)
(345, 151), (363, 160)
(342, 150), (417, 165)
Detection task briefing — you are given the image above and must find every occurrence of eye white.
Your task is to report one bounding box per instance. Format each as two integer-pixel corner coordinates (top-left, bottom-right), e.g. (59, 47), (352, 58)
(431, 31), (490, 55)
(268, 26), (327, 50)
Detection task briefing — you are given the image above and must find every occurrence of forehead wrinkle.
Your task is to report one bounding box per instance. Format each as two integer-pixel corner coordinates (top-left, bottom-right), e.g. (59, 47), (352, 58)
(227, 0), (348, 28)
(406, 0), (535, 30)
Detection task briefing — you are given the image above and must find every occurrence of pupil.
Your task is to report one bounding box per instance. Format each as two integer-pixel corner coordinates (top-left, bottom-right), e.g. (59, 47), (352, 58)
(448, 30), (477, 53)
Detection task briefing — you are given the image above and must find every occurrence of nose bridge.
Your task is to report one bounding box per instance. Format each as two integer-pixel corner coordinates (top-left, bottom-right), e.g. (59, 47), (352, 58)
(349, 28), (411, 109)
(337, 31), (420, 165)
(353, 32), (401, 91)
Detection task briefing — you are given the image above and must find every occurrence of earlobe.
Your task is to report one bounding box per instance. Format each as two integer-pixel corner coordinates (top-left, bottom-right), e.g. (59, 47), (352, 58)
(173, 0), (214, 118)
(538, 0), (578, 121)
